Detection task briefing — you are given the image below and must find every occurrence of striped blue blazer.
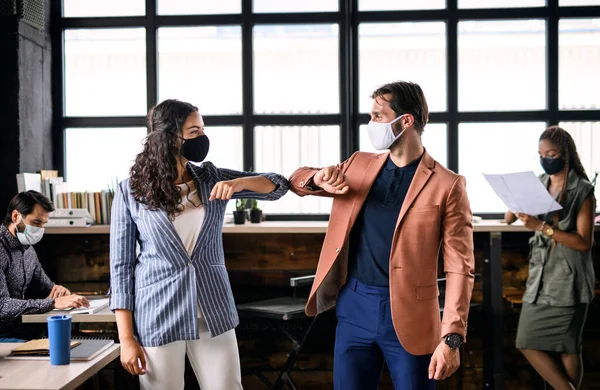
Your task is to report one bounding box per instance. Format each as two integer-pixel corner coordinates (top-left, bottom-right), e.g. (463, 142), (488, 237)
(108, 161), (289, 347)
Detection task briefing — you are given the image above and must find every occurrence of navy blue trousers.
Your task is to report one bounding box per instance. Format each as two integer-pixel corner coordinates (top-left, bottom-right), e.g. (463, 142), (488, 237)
(334, 278), (436, 390)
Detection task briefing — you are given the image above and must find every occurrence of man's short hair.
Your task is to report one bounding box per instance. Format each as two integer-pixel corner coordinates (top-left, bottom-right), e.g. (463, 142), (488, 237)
(371, 81), (429, 134)
(2, 191), (55, 226)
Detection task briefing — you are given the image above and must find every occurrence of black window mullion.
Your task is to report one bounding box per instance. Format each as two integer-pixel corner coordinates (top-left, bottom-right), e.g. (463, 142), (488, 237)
(146, 0), (158, 112)
(340, 0), (352, 160)
(547, 0), (559, 126)
(350, 0), (360, 157)
(51, 0), (65, 176)
(242, 0), (254, 171)
(447, 0), (459, 174)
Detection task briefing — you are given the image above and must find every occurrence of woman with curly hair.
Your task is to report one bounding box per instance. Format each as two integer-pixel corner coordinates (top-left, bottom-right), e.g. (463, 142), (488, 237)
(506, 126), (595, 390)
(109, 99), (289, 390)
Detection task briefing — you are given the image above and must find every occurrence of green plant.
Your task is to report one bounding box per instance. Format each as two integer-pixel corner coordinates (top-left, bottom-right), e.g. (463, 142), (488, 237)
(107, 177), (119, 195)
(235, 199), (246, 211)
(251, 199), (260, 210)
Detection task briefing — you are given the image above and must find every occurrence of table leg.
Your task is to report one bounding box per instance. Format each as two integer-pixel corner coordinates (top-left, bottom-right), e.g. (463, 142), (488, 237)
(482, 232), (505, 389)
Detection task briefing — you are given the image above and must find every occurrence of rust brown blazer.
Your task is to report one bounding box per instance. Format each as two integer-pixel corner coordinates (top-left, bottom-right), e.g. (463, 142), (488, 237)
(289, 150), (475, 355)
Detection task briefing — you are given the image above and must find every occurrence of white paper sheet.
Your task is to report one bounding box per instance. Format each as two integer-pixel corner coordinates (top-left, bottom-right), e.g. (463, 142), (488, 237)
(70, 298), (109, 315)
(482, 171), (563, 216)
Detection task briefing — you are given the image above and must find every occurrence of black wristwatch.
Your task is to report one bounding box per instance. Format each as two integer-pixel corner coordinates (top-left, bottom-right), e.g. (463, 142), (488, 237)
(444, 333), (463, 349)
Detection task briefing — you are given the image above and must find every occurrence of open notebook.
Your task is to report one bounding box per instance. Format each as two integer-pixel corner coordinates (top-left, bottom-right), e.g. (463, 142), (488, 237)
(54, 298), (109, 315)
(6, 338), (114, 361)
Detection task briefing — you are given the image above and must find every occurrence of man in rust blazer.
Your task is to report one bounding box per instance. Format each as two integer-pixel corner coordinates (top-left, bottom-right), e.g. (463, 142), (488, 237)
(289, 81), (475, 389)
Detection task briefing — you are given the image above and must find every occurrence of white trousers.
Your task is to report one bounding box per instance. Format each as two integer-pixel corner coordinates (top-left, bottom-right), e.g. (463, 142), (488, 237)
(139, 315), (243, 390)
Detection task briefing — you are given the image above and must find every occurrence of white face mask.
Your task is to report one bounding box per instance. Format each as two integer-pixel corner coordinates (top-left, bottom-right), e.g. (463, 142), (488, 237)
(367, 114), (406, 150)
(367, 114), (407, 150)
(15, 214), (45, 246)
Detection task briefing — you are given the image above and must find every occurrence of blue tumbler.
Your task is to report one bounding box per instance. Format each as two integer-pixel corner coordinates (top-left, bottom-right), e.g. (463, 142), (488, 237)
(47, 315), (72, 365)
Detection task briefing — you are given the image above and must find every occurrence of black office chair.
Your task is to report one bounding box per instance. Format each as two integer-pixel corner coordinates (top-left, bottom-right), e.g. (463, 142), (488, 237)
(237, 275), (317, 390)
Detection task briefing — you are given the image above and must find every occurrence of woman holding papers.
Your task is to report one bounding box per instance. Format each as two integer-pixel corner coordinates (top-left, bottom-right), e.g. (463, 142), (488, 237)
(505, 126), (595, 390)
(109, 99), (289, 390)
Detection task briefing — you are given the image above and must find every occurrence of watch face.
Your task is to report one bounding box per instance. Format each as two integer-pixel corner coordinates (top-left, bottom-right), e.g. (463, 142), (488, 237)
(446, 334), (463, 348)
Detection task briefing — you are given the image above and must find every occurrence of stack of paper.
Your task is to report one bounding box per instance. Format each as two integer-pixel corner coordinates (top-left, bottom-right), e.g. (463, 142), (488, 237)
(483, 171), (563, 216)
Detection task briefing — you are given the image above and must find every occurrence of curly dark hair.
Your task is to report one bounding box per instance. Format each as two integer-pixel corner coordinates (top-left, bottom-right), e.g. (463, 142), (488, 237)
(130, 99), (198, 220)
(540, 125), (589, 227)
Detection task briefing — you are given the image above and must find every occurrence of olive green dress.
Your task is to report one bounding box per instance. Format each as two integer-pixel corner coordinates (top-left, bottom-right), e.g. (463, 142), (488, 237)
(515, 170), (595, 354)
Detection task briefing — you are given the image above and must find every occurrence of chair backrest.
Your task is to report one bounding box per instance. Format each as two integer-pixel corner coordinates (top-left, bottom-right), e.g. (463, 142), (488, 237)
(289, 275), (315, 298)
(287, 274), (481, 301)
(290, 275), (315, 287)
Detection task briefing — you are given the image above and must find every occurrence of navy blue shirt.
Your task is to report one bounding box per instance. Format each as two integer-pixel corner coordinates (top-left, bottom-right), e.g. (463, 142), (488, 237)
(347, 154), (422, 287)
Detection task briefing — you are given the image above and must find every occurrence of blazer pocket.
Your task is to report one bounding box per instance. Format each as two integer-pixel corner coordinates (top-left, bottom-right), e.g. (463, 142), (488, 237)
(416, 284), (439, 300)
(406, 205), (439, 215)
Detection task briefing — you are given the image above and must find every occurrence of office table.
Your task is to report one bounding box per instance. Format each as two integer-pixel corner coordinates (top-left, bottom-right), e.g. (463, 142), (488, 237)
(0, 343), (120, 390)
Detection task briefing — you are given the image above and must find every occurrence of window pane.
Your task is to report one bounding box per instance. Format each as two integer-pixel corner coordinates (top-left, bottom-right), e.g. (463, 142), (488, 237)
(254, 126), (340, 214)
(559, 122), (600, 210)
(158, 27), (242, 115)
(359, 23), (446, 113)
(254, 0), (337, 13)
(203, 126), (243, 171)
(158, 0), (240, 15)
(458, 20), (546, 111)
(64, 29), (146, 116)
(359, 0), (445, 11)
(254, 25), (339, 114)
(359, 124), (448, 167)
(560, 0), (600, 5)
(459, 0), (544, 8)
(66, 128), (146, 192)
(459, 122), (546, 214)
(205, 126), (243, 215)
(63, 0), (145, 16)
(559, 19), (600, 110)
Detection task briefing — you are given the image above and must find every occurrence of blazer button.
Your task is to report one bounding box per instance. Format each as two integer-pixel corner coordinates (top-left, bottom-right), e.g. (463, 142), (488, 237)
(300, 181), (305, 186)
(187, 261), (192, 266)
(335, 247), (340, 253)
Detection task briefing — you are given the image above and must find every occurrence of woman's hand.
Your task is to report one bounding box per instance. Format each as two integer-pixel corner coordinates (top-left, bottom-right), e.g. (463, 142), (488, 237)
(120, 338), (147, 376)
(210, 179), (245, 200)
(515, 213), (544, 231)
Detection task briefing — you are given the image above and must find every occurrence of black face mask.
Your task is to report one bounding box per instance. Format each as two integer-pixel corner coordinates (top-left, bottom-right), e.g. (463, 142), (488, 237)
(180, 135), (210, 163)
(540, 156), (565, 175)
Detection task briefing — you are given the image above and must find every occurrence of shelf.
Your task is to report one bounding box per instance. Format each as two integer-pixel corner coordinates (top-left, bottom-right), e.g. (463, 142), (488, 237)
(44, 219), (595, 235)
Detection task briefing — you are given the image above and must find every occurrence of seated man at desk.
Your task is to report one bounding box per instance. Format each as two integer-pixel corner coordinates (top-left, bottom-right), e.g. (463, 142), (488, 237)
(0, 190), (89, 342)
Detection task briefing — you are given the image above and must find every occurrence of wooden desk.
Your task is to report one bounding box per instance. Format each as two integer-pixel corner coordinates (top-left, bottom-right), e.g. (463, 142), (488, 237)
(22, 308), (116, 324)
(0, 343), (120, 390)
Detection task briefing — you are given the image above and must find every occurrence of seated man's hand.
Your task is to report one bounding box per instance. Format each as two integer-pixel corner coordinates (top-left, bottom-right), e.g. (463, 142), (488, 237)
(48, 285), (71, 298)
(53, 295), (90, 310)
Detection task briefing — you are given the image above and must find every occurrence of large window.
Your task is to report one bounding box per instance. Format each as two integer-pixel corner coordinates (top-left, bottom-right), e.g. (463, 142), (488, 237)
(55, 1), (600, 217)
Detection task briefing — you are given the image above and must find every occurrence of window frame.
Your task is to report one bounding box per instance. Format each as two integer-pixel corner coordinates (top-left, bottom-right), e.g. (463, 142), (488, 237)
(52, 0), (600, 219)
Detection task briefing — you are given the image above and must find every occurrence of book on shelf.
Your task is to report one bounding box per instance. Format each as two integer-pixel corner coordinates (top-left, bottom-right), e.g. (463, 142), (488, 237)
(15, 171), (116, 225)
(5, 338), (115, 361)
(16, 173), (42, 193)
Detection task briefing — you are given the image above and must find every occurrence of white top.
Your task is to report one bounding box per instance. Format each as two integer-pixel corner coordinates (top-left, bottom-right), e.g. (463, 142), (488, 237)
(172, 180), (205, 256)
